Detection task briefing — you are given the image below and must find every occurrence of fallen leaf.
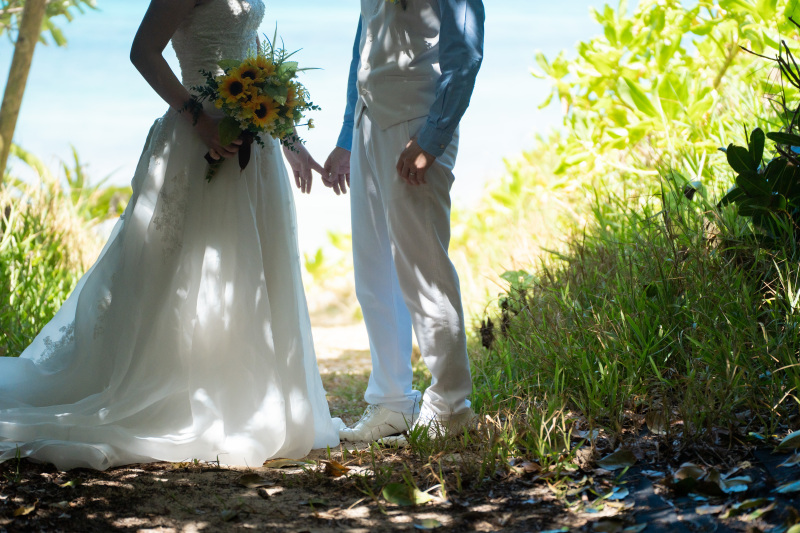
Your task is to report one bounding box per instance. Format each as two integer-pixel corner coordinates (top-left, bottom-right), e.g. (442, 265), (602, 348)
(720, 476), (751, 494)
(597, 450), (636, 471)
(414, 518), (443, 530)
(775, 480), (800, 494)
(574, 429), (600, 441)
(220, 509), (239, 522)
(300, 498), (329, 507)
(645, 411), (668, 435)
(696, 504), (726, 515)
(787, 525), (800, 533)
(623, 526), (647, 533)
(721, 498), (774, 519)
(779, 430), (800, 450)
(608, 487), (630, 501)
(744, 502), (776, 521)
(59, 480), (81, 488)
(262, 458), (312, 469)
(382, 483), (434, 507)
(592, 519), (624, 532)
(779, 453), (800, 468)
(13, 502), (37, 517)
(674, 463), (704, 481)
(323, 460), (350, 478)
(641, 470), (665, 478)
(237, 473), (274, 488)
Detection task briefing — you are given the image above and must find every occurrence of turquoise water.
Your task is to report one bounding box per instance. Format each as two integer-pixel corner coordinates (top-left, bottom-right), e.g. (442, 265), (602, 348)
(0, 0), (606, 251)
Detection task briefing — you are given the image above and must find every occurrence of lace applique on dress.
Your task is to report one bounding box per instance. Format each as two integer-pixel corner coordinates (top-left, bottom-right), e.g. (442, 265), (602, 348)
(93, 272), (119, 339)
(152, 172), (190, 260)
(40, 321), (75, 363)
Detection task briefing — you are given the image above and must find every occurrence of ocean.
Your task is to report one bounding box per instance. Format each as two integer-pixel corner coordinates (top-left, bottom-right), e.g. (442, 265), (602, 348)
(0, 0), (605, 253)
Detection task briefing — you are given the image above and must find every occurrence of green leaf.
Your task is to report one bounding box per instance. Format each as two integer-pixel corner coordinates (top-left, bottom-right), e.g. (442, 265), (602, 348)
(218, 59), (240, 71)
(719, 187), (745, 206)
(765, 158), (790, 194)
(736, 171), (771, 196)
(738, 196), (772, 217)
(749, 128), (765, 166)
(218, 117), (242, 147)
(621, 78), (659, 118)
(767, 131), (800, 147)
(414, 518), (443, 530)
(382, 483), (435, 506)
(727, 144), (757, 174)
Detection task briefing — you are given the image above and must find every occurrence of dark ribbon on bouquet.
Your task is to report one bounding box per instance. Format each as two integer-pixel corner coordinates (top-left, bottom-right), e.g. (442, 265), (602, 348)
(203, 131), (256, 182)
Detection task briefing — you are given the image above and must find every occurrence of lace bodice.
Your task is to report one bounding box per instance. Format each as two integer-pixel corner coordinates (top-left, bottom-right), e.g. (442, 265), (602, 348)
(172, 0), (265, 87)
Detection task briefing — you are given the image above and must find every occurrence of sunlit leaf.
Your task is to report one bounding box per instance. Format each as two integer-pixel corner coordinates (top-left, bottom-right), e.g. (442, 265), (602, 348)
(786, 524), (800, 533)
(778, 430), (800, 450)
(776, 480), (800, 493)
(597, 449), (636, 470)
(608, 487), (629, 500)
(323, 460), (350, 478)
(720, 476), (751, 493)
(414, 518), (443, 530)
(13, 503), (36, 517)
(382, 483), (434, 507)
(262, 458), (313, 469)
(237, 473), (274, 488)
(674, 463), (704, 481)
(696, 504), (725, 515)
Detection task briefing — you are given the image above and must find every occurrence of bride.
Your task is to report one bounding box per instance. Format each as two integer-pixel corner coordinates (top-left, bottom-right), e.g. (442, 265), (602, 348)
(0, 0), (341, 470)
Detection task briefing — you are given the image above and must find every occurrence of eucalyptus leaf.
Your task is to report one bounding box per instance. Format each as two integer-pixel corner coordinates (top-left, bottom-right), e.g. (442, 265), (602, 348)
(237, 473), (274, 488)
(778, 453), (800, 467)
(774, 479), (800, 493)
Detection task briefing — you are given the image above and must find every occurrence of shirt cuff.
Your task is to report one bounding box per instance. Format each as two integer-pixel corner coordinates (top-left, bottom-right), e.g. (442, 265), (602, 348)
(417, 122), (454, 158)
(336, 124), (354, 152)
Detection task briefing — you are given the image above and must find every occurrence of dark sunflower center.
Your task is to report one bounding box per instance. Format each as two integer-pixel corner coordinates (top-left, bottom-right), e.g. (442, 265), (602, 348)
(230, 81), (244, 96)
(242, 69), (257, 79)
(255, 104), (268, 119)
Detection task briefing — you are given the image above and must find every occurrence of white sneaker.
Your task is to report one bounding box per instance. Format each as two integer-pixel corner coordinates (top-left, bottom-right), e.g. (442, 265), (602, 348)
(340, 405), (418, 442)
(380, 404), (477, 445)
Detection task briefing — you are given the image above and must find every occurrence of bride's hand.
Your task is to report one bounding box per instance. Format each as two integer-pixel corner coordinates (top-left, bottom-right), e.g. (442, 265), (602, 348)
(282, 138), (326, 195)
(193, 113), (242, 160)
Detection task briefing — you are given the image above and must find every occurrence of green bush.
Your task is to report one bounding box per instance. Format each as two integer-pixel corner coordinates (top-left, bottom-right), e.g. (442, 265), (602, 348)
(0, 146), (129, 357)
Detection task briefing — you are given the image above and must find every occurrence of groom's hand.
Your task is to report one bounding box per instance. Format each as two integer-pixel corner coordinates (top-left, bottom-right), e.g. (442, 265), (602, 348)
(397, 139), (436, 186)
(323, 147), (351, 196)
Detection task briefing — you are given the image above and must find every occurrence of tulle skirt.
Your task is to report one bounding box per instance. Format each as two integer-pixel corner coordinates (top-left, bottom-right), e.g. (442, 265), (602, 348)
(0, 109), (340, 470)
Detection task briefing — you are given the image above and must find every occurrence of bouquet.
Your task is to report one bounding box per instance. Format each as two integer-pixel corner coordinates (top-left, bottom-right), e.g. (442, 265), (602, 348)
(189, 32), (319, 181)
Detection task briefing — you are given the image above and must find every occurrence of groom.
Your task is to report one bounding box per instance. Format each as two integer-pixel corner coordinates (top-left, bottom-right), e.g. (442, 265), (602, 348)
(323, 0), (485, 442)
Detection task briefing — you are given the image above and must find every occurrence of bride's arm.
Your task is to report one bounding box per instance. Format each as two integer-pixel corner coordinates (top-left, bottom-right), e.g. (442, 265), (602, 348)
(130, 0), (241, 159)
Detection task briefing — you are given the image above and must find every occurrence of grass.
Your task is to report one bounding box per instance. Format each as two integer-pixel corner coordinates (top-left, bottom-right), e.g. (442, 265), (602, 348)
(470, 175), (800, 456)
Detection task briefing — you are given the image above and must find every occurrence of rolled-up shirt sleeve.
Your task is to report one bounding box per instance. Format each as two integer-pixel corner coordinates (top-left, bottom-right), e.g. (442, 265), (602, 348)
(417, 0), (485, 157)
(336, 19), (363, 151)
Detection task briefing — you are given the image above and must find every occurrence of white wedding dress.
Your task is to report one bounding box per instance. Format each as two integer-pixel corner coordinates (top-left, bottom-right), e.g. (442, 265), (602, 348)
(0, 0), (340, 471)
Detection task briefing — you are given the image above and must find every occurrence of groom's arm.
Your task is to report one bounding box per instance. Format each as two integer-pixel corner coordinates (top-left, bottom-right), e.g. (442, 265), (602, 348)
(416, 0), (485, 157)
(335, 19), (364, 152)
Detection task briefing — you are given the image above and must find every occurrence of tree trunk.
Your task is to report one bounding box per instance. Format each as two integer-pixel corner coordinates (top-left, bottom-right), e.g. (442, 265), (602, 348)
(0, 0), (48, 186)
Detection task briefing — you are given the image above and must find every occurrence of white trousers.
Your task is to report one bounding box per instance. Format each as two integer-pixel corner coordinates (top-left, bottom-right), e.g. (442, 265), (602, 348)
(350, 107), (472, 417)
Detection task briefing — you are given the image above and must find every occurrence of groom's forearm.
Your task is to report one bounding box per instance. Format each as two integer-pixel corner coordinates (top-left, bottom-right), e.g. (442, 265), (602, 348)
(336, 19), (364, 152)
(417, 0), (485, 157)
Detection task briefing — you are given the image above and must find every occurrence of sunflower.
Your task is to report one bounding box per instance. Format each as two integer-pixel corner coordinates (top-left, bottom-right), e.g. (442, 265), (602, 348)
(234, 61), (265, 83)
(251, 55), (277, 78)
(285, 82), (305, 109)
(244, 94), (280, 129)
(218, 73), (250, 104)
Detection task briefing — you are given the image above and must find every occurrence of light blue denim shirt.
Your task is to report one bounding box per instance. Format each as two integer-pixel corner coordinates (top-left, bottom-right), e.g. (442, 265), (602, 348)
(336, 0), (485, 158)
